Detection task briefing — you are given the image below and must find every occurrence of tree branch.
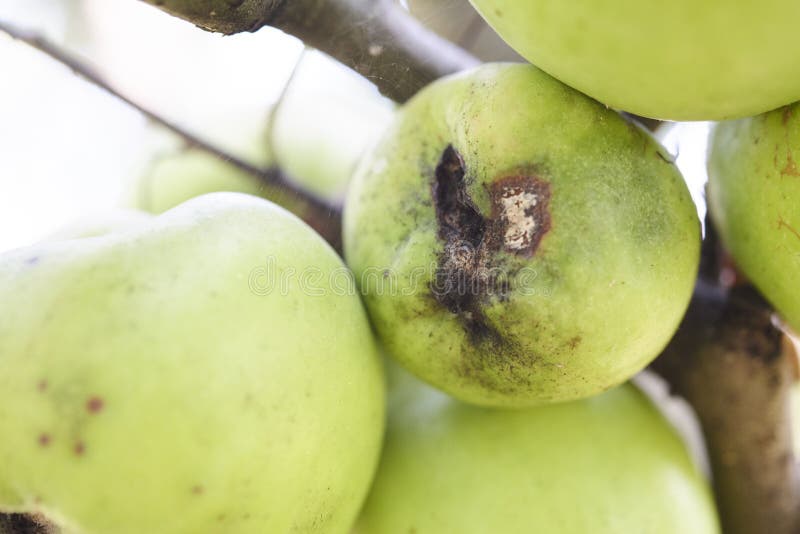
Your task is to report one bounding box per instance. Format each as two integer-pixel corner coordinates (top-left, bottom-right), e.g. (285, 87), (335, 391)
(139, 0), (480, 103)
(0, 18), (343, 250)
(651, 223), (800, 534)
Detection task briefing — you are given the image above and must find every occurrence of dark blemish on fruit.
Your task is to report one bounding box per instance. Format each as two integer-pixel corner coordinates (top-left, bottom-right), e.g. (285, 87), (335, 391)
(432, 145), (486, 249)
(86, 396), (104, 414)
(430, 144), (551, 343)
(38, 434), (51, 447)
(431, 145), (498, 343)
(191, 485), (205, 495)
(567, 336), (582, 350)
(36, 380), (47, 392)
(74, 442), (85, 456)
(488, 175), (551, 257)
(216, 514), (227, 522)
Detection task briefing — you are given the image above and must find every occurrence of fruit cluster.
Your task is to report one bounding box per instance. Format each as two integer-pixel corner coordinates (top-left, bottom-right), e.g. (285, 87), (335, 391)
(1, 1), (799, 532)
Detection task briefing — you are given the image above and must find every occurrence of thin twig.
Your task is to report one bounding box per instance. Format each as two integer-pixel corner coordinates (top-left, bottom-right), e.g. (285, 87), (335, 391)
(0, 18), (343, 248)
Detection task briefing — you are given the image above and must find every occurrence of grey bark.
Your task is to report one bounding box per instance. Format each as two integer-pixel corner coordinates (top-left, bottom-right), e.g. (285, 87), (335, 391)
(651, 221), (800, 534)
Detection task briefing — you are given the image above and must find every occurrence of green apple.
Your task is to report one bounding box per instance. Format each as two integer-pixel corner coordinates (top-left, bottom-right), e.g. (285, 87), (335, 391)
(0, 193), (385, 533)
(130, 149), (275, 214)
(344, 63), (699, 407)
(469, 0), (800, 120)
(355, 365), (720, 533)
(707, 103), (800, 331)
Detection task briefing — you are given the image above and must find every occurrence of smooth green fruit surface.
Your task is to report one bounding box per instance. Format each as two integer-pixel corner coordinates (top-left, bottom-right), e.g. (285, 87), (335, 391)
(469, 0), (800, 120)
(355, 366), (720, 534)
(344, 63), (699, 407)
(708, 104), (800, 331)
(0, 193), (385, 533)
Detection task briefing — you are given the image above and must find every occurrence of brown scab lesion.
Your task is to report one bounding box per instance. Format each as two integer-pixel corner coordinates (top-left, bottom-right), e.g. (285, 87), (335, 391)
(567, 336), (582, 350)
(429, 144), (551, 344)
(488, 175), (551, 257)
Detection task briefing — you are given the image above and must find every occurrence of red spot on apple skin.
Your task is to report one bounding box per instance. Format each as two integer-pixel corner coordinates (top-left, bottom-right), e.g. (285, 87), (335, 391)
(86, 396), (104, 414)
(74, 442), (86, 456)
(38, 434), (51, 447)
(191, 485), (204, 495)
(36, 380), (47, 392)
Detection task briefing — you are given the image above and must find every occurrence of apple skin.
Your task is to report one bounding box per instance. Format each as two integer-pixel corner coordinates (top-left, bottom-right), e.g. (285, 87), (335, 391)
(707, 104), (800, 332)
(344, 63), (700, 407)
(469, 0), (800, 120)
(0, 193), (385, 533)
(355, 365), (720, 534)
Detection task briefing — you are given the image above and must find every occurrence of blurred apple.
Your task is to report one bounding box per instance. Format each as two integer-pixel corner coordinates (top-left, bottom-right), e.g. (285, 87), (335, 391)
(708, 103), (800, 331)
(355, 365), (720, 533)
(129, 148), (272, 214)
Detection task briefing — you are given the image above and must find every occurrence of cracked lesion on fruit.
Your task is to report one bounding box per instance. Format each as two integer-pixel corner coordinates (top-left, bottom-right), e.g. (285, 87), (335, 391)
(429, 144), (551, 345)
